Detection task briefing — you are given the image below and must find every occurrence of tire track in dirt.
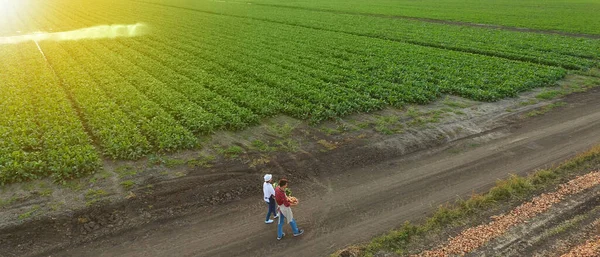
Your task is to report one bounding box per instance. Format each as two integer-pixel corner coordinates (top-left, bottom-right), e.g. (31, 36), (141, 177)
(44, 89), (600, 257)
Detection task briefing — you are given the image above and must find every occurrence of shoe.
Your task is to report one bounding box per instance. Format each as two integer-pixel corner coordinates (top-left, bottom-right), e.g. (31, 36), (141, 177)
(277, 233), (285, 240)
(293, 229), (304, 237)
(265, 219), (274, 224)
(273, 214), (279, 219)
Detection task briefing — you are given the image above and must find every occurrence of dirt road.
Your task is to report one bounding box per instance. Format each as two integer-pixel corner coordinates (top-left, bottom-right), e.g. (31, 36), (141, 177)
(46, 89), (600, 257)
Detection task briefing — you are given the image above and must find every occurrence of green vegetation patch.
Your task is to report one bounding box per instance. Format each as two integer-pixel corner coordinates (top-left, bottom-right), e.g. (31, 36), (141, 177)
(2, 0), (598, 185)
(526, 102), (567, 117)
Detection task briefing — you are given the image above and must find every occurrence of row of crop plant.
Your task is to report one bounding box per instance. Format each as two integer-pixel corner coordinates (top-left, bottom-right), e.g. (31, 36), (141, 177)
(134, 0), (600, 70)
(0, 44), (100, 184)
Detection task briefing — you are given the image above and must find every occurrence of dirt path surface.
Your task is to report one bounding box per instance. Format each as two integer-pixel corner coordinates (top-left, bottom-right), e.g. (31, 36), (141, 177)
(42, 89), (600, 257)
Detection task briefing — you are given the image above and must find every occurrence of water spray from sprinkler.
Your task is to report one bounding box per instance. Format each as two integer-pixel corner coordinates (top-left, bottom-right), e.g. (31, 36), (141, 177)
(0, 23), (149, 45)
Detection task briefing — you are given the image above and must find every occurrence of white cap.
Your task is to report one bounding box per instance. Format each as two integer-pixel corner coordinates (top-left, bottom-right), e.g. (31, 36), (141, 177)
(264, 174), (272, 182)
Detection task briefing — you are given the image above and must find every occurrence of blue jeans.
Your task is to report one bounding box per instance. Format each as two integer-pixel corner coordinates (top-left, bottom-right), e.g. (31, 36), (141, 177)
(265, 196), (277, 221)
(277, 213), (299, 238)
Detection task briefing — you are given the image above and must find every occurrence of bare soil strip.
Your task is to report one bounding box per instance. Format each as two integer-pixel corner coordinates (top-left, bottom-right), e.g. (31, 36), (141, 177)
(29, 88), (600, 257)
(418, 171), (600, 256)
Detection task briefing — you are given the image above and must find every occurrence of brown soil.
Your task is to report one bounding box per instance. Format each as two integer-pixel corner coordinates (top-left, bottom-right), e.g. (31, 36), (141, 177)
(1, 83), (600, 257)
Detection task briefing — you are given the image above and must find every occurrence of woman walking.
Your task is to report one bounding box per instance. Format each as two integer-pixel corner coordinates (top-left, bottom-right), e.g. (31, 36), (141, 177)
(263, 174), (278, 224)
(275, 178), (304, 240)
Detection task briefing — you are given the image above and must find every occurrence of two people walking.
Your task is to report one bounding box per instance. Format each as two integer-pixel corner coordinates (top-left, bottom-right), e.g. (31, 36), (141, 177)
(263, 174), (304, 240)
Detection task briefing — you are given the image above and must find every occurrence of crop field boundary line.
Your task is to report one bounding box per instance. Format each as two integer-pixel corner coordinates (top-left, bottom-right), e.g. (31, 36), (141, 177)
(132, 0), (594, 70)
(248, 3), (600, 40)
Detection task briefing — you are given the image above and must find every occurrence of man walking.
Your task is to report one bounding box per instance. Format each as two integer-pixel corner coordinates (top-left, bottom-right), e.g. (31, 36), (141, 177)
(275, 178), (304, 240)
(263, 174), (278, 224)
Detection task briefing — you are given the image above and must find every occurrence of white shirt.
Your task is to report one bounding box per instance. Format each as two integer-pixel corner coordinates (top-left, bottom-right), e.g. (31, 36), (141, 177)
(263, 182), (275, 202)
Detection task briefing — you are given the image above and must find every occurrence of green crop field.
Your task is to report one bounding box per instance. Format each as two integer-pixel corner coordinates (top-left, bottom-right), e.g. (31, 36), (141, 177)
(235, 0), (600, 35)
(0, 0), (599, 184)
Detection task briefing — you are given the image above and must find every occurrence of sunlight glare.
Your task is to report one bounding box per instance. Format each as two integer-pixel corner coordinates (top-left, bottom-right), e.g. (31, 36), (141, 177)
(0, 0), (20, 16)
(0, 23), (149, 44)
(0, 0), (24, 35)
